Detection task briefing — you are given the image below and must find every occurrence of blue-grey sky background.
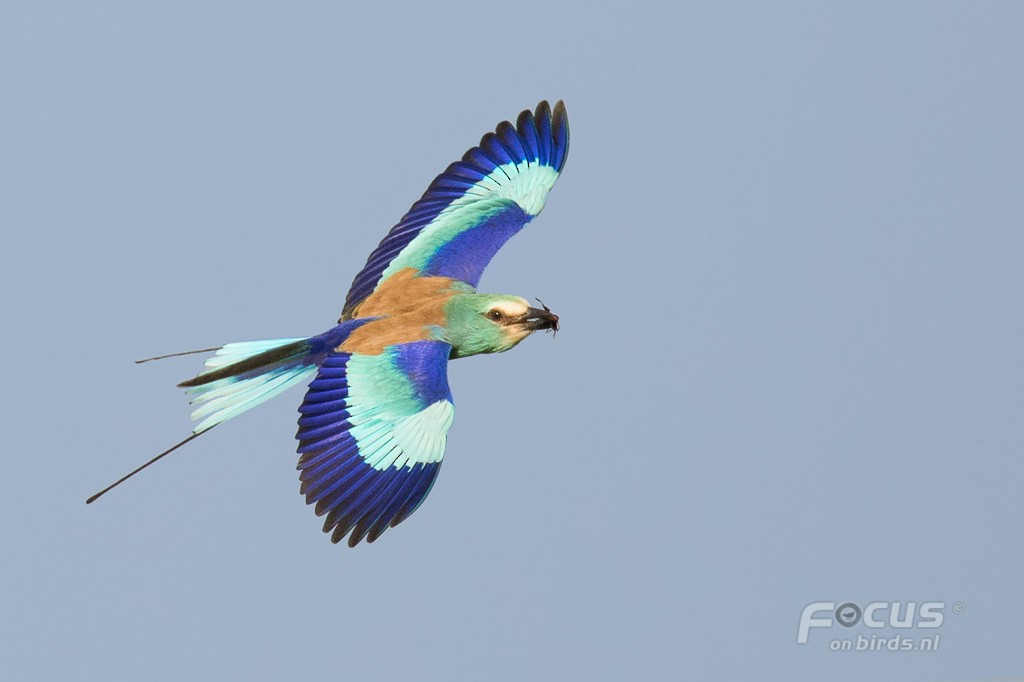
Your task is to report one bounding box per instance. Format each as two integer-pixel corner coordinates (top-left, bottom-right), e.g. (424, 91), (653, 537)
(3, 2), (1022, 680)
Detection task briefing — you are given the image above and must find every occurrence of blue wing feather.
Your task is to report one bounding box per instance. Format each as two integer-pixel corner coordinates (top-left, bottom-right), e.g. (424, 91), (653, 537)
(534, 101), (553, 166)
(517, 109), (540, 163)
(496, 121), (528, 163)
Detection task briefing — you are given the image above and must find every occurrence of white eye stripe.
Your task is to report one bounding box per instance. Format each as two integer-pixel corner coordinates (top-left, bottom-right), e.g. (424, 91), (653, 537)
(491, 303), (528, 318)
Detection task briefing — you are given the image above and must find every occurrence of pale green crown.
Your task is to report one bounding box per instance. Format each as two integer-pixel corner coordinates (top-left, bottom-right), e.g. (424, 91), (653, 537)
(438, 293), (534, 358)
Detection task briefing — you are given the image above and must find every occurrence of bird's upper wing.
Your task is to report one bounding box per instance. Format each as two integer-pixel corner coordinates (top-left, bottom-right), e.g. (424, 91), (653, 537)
(295, 339), (454, 546)
(341, 100), (569, 319)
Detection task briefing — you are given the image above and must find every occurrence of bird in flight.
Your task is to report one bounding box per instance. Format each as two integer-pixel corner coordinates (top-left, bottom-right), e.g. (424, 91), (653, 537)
(87, 101), (570, 546)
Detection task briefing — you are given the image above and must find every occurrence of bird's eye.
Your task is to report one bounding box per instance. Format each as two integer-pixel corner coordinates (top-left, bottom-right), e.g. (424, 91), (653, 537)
(487, 309), (503, 321)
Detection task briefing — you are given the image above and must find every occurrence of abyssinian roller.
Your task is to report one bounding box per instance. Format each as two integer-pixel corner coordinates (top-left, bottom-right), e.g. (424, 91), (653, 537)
(87, 101), (569, 546)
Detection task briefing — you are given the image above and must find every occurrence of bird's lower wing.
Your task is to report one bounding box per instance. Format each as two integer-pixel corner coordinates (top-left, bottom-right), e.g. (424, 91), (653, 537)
(341, 100), (569, 318)
(295, 339), (455, 546)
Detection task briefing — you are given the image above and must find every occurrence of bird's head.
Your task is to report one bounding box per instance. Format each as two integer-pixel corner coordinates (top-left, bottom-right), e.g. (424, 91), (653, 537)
(442, 293), (559, 358)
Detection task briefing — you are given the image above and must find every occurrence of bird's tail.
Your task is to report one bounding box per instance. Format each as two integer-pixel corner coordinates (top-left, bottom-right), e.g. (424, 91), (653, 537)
(176, 337), (321, 434)
(135, 321), (366, 435)
(87, 322), (367, 505)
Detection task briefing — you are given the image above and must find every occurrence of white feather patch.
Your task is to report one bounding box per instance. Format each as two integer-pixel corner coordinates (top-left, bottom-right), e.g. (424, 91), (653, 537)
(348, 400), (455, 471)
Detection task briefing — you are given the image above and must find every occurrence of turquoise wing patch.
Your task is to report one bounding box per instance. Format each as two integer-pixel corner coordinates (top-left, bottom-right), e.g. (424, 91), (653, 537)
(295, 340), (455, 546)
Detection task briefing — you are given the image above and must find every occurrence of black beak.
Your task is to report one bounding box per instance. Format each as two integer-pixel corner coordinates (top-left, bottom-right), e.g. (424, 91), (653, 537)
(524, 304), (559, 333)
